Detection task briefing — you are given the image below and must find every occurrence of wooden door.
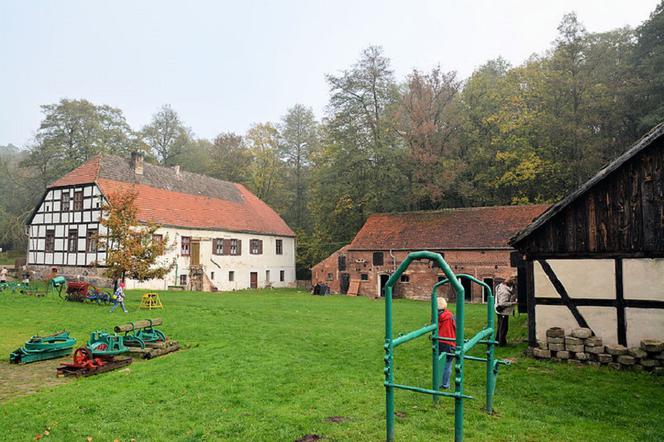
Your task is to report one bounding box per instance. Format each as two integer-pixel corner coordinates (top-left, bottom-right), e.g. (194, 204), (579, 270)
(250, 272), (258, 289)
(191, 241), (200, 266)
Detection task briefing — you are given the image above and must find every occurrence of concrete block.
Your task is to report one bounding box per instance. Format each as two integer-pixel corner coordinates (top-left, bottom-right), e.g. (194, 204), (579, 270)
(571, 328), (592, 339)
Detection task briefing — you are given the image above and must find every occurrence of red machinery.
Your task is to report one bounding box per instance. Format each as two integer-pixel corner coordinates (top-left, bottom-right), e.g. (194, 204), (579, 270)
(56, 347), (132, 377)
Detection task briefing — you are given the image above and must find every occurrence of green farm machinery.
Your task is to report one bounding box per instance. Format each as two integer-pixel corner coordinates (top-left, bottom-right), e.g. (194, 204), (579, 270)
(383, 251), (511, 442)
(115, 318), (180, 359)
(10, 331), (77, 364)
(86, 330), (134, 356)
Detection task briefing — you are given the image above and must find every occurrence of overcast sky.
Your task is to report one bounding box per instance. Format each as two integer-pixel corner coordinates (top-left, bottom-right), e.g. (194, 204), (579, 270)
(0, 0), (660, 147)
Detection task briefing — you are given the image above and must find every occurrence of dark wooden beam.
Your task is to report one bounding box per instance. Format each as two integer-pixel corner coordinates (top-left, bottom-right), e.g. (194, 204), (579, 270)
(526, 261), (536, 347)
(537, 259), (590, 329)
(615, 259), (627, 346)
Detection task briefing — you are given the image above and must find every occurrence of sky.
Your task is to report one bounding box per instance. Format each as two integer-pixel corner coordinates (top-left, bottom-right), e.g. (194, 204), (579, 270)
(0, 0), (660, 147)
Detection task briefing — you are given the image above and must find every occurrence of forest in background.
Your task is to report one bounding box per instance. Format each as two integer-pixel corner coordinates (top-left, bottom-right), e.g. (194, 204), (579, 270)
(3, 6), (664, 277)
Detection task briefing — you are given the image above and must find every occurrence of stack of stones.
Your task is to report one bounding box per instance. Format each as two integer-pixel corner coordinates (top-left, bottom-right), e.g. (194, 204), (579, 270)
(532, 327), (664, 374)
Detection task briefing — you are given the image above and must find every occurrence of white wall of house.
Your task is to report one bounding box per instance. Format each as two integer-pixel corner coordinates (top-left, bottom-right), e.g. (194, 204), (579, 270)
(28, 184), (296, 292)
(125, 226), (296, 291)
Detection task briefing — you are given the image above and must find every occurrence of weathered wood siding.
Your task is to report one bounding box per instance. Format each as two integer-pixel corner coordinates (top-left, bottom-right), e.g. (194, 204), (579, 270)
(517, 140), (664, 258)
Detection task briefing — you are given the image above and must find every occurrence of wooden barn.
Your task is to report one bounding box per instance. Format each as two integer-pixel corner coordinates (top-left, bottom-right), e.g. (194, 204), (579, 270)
(511, 124), (664, 348)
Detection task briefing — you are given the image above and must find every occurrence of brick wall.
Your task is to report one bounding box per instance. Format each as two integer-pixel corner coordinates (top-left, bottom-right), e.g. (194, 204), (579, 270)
(313, 248), (517, 302)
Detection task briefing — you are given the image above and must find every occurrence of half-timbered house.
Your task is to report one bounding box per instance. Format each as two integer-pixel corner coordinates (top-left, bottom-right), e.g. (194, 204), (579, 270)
(27, 152), (296, 291)
(511, 123), (664, 347)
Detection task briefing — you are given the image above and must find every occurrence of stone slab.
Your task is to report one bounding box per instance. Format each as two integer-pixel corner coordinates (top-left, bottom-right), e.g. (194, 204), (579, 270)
(546, 327), (565, 338)
(549, 343), (565, 352)
(571, 328), (592, 339)
(617, 355), (636, 365)
(574, 352), (590, 361)
(566, 344), (585, 353)
(597, 353), (613, 363)
(533, 348), (551, 359)
(606, 344), (628, 356)
(640, 339), (664, 353)
(640, 359), (660, 368)
(565, 336), (584, 345)
(547, 337), (564, 345)
(585, 336), (603, 347)
(627, 347), (648, 359)
(556, 350), (570, 360)
(585, 345), (605, 354)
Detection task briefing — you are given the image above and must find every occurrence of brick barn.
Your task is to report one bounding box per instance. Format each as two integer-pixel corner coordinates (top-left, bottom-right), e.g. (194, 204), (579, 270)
(511, 123), (664, 347)
(312, 205), (548, 302)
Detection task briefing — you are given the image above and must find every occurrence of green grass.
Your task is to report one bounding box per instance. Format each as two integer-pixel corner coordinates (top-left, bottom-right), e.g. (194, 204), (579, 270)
(0, 289), (662, 441)
(0, 250), (23, 265)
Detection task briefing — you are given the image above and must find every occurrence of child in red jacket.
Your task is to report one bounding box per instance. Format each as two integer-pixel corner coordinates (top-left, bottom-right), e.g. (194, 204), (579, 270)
(437, 297), (456, 389)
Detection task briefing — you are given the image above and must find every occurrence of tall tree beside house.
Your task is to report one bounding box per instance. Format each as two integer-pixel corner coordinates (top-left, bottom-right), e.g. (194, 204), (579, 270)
(396, 67), (463, 210)
(279, 104), (318, 230)
(23, 99), (134, 188)
(100, 188), (174, 282)
(205, 132), (252, 184)
(141, 104), (192, 166)
(245, 123), (285, 209)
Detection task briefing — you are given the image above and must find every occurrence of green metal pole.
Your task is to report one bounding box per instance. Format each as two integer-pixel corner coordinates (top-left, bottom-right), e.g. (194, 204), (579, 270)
(454, 280), (465, 442)
(486, 287), (496, 414)
(432, 282), (440, 403)
(385, 283), (395, 442)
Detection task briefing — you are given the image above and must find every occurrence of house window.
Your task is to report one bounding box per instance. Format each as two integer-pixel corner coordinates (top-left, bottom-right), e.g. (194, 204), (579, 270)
(361, 273), (369, 281)
(230, 239), (239, 255)
(45, 230), (55, 253)
(276, 239), (283, 255)
(373, 252), (384, 266)
(181, 236), (191, 256)
(250, 239), (262, 255)
(73, 191), (83, 211)
(280, 270), (285, 282)
(214, 239), (223, 255)
(266, 270), (270, 282)
(67, 229), (78, 252)
(400, 274), (410, 283)
(229, 271), (235, 282)
(211, 271), (215, 280)
(327, 273), (333, 281)
(180, 274), (187, 286)
(86, 229), (98, 253)
(61, 193), (70, 211)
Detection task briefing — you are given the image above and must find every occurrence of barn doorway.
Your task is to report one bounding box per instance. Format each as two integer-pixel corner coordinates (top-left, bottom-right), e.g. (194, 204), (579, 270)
(459, 277), (472, 302)
(340, 272), (350, 294)
(482, 278), (494, 303)
(250, 272), (258, 289)
(379, 274), (389, 297)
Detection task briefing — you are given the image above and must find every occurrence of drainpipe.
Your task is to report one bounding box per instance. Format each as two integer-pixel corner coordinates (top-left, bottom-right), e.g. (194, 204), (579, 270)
(389, 249), (396, 272)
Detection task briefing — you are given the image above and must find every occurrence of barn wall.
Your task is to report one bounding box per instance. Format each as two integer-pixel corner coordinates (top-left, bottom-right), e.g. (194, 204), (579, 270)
(517, 139), (664, 257)
(533, 258), (664, 347)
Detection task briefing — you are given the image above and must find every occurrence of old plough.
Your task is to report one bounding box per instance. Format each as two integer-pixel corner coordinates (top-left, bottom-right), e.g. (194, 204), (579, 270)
(115, 318), (180, 359)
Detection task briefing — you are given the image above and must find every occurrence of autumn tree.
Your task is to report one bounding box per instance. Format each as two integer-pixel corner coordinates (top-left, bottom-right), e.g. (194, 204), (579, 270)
(246, 123), (284, 208)
(100, 188), (174, 282)
(206, 132), (252, 183)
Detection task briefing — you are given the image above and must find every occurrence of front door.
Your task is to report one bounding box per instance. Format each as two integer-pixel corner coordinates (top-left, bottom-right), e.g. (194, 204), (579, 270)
(379, 274), (389, 297)
(482, 278), (494, 303)
(191, 241), (200, 266)
(340, 272), (350, 294)
(250, 272), (258, 289)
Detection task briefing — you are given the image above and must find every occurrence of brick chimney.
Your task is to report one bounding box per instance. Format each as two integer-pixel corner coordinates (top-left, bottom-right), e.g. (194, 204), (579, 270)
(131, 151), (144, 175)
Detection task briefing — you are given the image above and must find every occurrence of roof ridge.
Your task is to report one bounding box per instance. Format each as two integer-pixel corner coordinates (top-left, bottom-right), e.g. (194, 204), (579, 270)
(368, 203), (550, 217)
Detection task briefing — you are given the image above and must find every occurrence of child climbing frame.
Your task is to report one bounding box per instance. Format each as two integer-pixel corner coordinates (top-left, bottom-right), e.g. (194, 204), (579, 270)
(383, 251), (510, 442)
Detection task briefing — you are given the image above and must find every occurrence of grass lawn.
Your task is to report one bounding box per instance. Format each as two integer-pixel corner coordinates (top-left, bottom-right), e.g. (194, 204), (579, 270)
(0, 288), (662, 441)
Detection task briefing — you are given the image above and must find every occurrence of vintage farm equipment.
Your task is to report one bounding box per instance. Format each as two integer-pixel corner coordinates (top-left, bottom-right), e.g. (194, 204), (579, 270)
(61, 281), (113, 304)
(56, 347), (132, 377)
(48, 276), (67, 296)
(10, 331), (77, 364)
(114, 318), (180, 359)
(383, 251), (511, 442)
(86, 330), (133, 356)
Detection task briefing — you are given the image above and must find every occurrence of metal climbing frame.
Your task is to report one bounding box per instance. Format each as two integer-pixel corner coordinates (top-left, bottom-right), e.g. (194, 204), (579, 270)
(384, 251), (510, 441)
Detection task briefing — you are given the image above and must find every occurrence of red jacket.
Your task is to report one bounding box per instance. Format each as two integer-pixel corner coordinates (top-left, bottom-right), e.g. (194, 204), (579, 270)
(438, 309), (457, 347)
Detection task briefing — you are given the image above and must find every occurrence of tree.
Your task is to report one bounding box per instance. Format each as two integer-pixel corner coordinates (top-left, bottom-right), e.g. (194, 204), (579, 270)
(633, 1), (664, 131)
(279, 104), (318, 230)
(396, 67), (463, 209)
(206, 132), (252, 183)
(245, 123), (285, 208)
(100, 188), (174, 282)
(141, 105), (192, 165)
(24, 99), (133, 187)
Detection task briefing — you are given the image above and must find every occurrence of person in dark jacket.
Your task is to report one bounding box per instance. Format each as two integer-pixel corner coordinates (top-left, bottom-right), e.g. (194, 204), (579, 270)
(437, 297), (457, 389)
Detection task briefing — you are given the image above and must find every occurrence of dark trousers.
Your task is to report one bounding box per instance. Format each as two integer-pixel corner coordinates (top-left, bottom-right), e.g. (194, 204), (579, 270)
(496, 314), (509, 346)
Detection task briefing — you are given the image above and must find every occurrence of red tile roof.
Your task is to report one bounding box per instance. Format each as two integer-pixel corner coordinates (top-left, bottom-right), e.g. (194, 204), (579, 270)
(48, 155), (295, 237)
(348, 205), (550, 250)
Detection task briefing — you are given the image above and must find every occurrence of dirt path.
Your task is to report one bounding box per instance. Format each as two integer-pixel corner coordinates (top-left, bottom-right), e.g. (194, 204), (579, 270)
(0, 359), (70, 402)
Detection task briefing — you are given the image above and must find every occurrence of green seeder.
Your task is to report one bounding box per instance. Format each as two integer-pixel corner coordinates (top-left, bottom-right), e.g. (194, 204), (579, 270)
(86, 330), (138, 356)
(10, 331), (77, 364)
